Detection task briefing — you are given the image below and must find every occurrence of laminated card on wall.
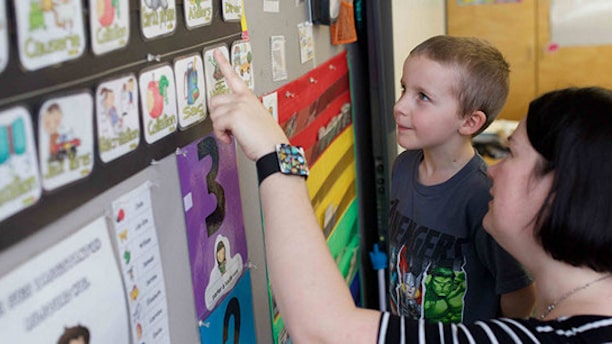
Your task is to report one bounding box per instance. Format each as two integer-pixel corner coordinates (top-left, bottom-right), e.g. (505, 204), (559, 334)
(176, 133), (251, 325)
(111, 182), (171, 344)
(95, 74), (141, 163)
(13, 0), (87, 71)
(0, 106), (41, 222)
(0, 217), (130, 343)
(38, 92), (94, 192)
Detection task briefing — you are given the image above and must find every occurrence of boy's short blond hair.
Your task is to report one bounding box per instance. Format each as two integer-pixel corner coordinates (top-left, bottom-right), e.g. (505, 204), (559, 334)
(409, 35), (510, 135)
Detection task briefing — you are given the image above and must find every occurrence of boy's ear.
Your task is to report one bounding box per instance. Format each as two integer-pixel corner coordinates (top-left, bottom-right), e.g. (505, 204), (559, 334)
(459, 110), (487, 136)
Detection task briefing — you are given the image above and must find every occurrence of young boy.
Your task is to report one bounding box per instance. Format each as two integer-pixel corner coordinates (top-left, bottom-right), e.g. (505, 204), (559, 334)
(388, 35), (534, 323)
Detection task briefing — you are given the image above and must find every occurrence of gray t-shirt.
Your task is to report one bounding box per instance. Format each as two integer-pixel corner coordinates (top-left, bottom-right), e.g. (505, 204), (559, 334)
(387, 150), (531, 323)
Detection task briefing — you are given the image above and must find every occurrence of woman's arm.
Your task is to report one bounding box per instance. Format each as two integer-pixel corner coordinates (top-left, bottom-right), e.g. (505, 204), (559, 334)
(209, 49), (381, 343)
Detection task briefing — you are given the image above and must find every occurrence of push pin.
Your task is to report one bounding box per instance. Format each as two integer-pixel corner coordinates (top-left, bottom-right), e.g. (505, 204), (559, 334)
(285, 90), (296, 98)
(147, 53), (161, 62)
(175, 147), (187, 157)
(309, 77), (318, 84)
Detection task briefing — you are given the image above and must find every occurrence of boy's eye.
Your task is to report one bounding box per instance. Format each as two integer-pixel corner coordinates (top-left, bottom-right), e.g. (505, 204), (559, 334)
(418, 92), (430, 101)
(400, 85), (406, 94)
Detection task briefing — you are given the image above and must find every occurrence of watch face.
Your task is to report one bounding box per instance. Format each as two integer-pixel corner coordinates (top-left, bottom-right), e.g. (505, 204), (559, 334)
(277, 143), (309, 177)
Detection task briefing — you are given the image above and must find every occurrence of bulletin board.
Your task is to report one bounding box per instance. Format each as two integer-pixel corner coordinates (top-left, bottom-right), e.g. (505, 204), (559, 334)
(0, 0), (241, 249)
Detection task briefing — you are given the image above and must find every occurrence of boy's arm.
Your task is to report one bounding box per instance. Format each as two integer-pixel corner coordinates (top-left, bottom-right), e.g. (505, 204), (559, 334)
(500, 284), (536, 318)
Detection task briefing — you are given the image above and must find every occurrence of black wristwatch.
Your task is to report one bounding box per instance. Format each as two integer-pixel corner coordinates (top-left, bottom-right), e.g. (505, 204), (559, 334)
(256, 143), (309, 185)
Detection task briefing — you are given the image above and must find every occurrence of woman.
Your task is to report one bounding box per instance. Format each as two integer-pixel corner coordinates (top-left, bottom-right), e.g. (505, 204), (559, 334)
(209, 49), (612, 343)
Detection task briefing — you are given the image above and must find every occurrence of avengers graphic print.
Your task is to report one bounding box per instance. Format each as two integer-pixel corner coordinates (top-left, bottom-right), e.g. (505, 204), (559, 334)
(388, 200), (467, 323)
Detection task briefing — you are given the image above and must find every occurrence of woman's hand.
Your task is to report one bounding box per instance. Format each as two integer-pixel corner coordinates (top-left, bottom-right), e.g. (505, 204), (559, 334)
(208, 49), (289, 161)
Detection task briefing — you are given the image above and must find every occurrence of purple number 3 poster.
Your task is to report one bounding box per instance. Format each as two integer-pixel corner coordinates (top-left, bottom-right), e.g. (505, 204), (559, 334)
(177, 133), (248, 322)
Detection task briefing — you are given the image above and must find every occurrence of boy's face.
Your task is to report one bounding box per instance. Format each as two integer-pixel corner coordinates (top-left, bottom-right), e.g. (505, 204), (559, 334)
(393, 55), (465, 151)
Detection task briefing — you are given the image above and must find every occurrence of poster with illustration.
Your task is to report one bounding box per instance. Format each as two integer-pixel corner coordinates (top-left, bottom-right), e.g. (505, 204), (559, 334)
(221, 0), (242, 21)
(297, 22), (314, 63)
(198, 271), (256, 343)
(140, 0), (177, 39)
(261, 91), (279, 122)
(176, 134), (248, 322)
(139, 64), (178, 144)
(184, 0), (212, 29)
(96, 74), (140, 163)
(89, 0), (130, 55)
(0, 1), (8, 73)
(231, 40), (255, 91)
(13, 0), (86, 71)
(174, 54), (207, 129)
(270, 35), (288, 81)
(112, 182), (171, 344)
(0, 107), (41, 223)
(0, 217), (130, 343)
(38, 92), (94, 191)
(203, 45), (230, 105)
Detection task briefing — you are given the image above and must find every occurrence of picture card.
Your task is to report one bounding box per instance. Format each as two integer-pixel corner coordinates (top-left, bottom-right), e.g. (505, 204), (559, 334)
(0, 106), (41, 222)
(89, 0), (130, 55)
(13, 0), (87, 70)
(96, 74), (141, 163)
(221, 0), (242, 21)
(231, 40), (255, 91)
(140, 0), (177, 39)
(174, 54), (207, 129)
(139, 64), (178, 144)
(38, 92), (94, 191)
(184, 0), (213, 29)
(203, 45), (230, 105)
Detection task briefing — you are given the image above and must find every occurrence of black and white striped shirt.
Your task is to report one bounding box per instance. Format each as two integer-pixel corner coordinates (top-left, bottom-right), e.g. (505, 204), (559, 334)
(378, 312), (612, 343)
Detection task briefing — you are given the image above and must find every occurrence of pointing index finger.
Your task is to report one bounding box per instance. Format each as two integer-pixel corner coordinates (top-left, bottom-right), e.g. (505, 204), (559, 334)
(213, 48), (248, 94)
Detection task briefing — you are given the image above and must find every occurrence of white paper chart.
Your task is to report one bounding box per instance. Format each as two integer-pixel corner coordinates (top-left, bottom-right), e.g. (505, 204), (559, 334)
(111, 182), (171, 344)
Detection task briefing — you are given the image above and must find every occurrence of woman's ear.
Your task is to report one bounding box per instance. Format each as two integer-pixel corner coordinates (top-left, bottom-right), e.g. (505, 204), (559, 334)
(459, 110), (487, 136)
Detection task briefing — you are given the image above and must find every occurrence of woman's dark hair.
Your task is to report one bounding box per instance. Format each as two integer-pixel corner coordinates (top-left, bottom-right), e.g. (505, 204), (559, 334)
(527, 87), (612, 273)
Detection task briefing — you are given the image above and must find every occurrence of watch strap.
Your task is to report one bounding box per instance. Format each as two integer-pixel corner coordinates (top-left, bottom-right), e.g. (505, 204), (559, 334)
(256, 151), (279, 185)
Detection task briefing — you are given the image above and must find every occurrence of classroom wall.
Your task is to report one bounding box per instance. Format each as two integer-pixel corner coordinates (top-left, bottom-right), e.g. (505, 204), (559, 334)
(240, 2), (344, 343)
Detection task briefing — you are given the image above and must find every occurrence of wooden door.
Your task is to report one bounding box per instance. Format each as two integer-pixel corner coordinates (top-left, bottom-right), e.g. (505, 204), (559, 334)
(447, 0), (537, 121)
(536, 0), (612, 95)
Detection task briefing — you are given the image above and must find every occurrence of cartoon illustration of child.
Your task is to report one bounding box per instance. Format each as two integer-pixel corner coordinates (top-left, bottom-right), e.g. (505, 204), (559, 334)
(42, 103), (62, 161)
(216, 240), (227, 274)
(100, 87), (122, 133)
(42, 103), (81, 162)
(120, 79), (136, 113)
(57, 324), (90, 344)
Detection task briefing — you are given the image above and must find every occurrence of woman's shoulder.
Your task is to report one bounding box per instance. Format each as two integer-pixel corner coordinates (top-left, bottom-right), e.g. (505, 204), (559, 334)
(378, 313), (612, 343)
